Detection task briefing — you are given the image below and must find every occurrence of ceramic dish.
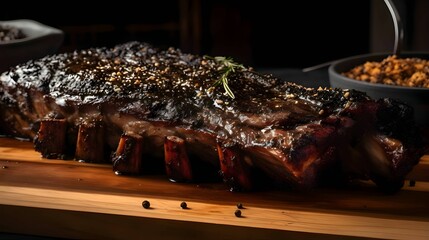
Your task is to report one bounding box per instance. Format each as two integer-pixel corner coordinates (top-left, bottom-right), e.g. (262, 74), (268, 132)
(0, 19), (64, 73)
(328, 52), (429, 129)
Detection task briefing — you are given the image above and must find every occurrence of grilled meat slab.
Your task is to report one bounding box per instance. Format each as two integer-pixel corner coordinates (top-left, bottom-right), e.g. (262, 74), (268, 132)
(0, 42), (425, 192)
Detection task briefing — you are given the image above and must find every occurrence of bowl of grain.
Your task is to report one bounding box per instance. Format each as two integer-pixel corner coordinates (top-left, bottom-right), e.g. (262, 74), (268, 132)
(328, 52), (429, 129)
(0, 19), (64, 73)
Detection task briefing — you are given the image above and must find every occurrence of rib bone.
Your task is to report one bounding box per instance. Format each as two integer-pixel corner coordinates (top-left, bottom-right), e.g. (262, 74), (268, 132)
(164, 135), (193, 182)
(112, 132), (143, 174)
(34, 119), (67, 159)
(217, 142), (253, 191)
(75, 118), (105, 163)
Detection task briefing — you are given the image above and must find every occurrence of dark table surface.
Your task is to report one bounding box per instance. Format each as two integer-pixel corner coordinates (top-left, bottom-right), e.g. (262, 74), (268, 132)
(258, 68), (330, 88)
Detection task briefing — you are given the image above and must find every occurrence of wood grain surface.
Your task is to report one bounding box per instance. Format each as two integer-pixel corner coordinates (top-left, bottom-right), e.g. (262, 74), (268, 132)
(1, 138), (428, 240)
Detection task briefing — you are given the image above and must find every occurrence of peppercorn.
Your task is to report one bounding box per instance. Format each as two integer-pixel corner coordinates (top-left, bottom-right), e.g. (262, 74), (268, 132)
(180, 201), (188, 209)
(142, 200), (150, 209)
(234, 209), (242, 217)
(236, 203), (243, 209)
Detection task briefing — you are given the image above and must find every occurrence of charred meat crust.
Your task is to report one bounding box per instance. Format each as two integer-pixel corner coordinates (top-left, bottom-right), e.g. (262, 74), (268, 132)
(0, 41), (425, 192)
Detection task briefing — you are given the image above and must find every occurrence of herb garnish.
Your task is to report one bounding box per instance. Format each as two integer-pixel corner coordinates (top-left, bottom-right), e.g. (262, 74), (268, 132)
(206, 56), (245, 99)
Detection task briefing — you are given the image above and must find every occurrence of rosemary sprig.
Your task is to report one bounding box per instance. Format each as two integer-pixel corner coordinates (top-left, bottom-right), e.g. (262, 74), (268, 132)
(206, 56), (245, 99)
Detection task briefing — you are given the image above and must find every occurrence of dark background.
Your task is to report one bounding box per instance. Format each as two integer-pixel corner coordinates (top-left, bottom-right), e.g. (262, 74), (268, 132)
(2, 0), (428, 69)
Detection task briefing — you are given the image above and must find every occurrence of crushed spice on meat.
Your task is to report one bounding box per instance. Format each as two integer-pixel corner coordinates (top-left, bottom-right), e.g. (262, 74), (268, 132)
(342, 55), (429, 88)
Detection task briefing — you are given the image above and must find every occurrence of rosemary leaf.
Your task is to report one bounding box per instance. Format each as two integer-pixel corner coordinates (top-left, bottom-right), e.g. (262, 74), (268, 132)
(206, 55), (244, 99)
(222, 75), (235, 99)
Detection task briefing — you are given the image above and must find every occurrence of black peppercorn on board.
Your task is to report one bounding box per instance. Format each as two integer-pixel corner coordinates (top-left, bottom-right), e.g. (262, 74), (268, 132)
(0, 138), (428, 240)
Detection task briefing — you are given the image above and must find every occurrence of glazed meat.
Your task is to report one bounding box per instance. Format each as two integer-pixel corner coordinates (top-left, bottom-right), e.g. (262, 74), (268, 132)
(0, 42), (425, 192)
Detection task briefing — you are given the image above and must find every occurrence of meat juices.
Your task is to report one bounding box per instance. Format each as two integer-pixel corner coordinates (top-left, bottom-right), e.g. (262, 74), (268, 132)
(0, 42), (426, 193)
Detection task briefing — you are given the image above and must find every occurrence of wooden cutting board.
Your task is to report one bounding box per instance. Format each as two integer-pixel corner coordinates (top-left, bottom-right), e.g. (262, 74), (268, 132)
(1, 137), (428, 240)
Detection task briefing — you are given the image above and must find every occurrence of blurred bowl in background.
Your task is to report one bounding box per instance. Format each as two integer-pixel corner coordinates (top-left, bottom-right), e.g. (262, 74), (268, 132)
(0, 19), (64, 73)
(328, 52), (429, 129)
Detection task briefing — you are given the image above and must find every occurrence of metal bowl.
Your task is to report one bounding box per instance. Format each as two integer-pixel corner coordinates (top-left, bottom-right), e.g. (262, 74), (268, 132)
(328, 52), (429, 129)
(0, 19), (64, 73)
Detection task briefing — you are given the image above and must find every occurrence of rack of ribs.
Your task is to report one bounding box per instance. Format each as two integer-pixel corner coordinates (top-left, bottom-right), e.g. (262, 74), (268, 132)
(0, 41), (426, 193)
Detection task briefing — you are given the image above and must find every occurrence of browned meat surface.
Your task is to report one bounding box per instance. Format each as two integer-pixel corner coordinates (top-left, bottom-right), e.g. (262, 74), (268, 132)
(0, 42), (426, 193)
